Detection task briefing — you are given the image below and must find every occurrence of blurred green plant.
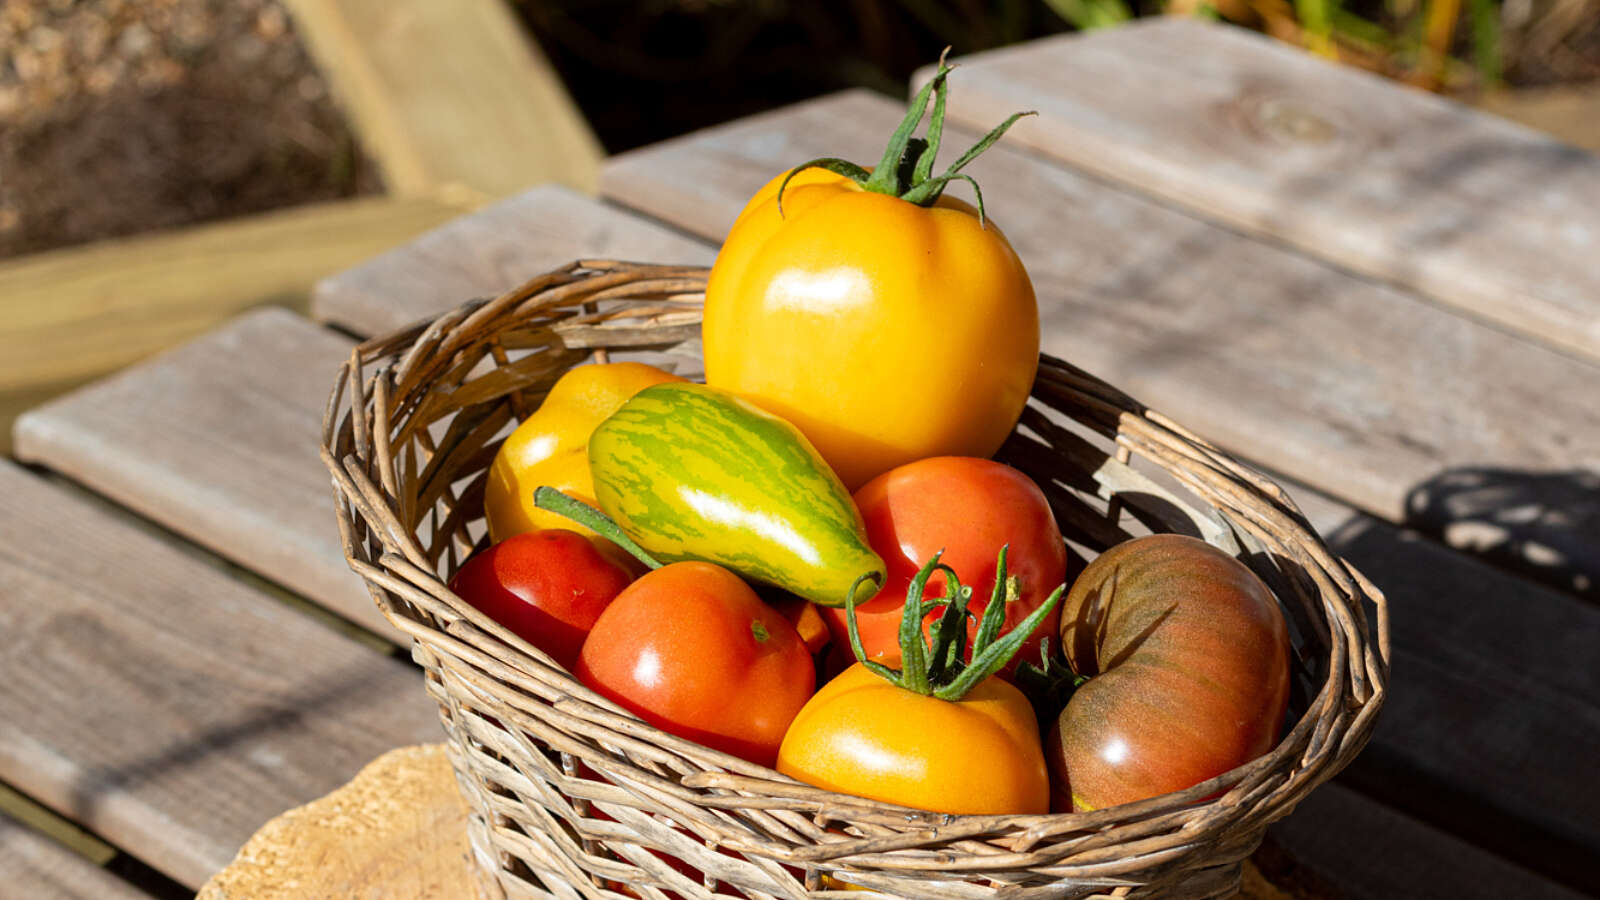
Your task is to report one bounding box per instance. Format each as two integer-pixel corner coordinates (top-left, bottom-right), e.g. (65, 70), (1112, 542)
(1032, 0), (1511, 88)
(1040, 0), (1135, 30)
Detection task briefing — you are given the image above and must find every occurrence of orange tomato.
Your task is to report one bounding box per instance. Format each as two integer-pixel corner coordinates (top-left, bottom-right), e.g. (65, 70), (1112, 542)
(777, 662), (1049, 815)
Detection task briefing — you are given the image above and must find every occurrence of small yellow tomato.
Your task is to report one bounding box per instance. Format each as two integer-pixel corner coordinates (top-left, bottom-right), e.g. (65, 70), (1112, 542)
(778, 542), (1059, 817)
(483, 362), (683, 543)
(776, 662), (1050, 815)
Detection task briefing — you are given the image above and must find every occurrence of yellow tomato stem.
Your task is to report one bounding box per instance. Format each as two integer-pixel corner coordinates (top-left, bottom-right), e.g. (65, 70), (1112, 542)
(910, 56), (950, 185)
(937, 582), (1064, 701)
(841, 544), (1066, 703)
(865, 61), (951, 196)
(772, 59), (1032, 227)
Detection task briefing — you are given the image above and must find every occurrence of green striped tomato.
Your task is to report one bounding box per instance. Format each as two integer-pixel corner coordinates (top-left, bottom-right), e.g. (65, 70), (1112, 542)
(587, 382), (884, 608)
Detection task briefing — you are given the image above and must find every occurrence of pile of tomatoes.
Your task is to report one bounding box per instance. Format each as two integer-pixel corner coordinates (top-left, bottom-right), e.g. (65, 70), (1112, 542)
(450, 62), (1292, 826)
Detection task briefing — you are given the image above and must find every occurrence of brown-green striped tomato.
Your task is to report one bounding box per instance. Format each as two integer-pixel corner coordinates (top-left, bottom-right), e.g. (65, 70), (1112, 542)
(1049, 534), (1291, 812)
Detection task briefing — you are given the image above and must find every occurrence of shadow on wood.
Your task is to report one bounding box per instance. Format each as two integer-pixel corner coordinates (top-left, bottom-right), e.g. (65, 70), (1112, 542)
(1403, 467), (1600, 601)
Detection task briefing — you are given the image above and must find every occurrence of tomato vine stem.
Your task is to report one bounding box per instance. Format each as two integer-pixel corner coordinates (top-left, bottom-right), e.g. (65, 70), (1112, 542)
(775, 55), (1035, 226)
(533, 486), (663, 570)
(842, 545), (1065, 702)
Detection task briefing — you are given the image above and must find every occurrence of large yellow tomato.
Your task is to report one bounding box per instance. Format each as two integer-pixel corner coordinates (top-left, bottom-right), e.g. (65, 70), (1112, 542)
(702, 65), (1039, 490)
(483, 362), (683, 543)
(704, 172), (1038, 490)
(776, 662), (1050, 815)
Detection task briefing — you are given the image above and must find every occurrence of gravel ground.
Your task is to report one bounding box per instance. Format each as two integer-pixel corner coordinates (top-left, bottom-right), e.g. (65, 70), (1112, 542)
(0, 0), (379, 259)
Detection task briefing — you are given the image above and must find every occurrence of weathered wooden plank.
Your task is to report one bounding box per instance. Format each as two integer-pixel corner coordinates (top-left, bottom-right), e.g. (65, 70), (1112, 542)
(1318, 507), (1600, 893)
(311, 184), (716, 336)
(11, 308), (395, 642)
(0, 461), (441, 888)
(599, 89), (1600, 584)
(279, 0), (601, 197)
(922, 18), (1600, 364)
(0, 195), (473, 395)
(15, 193), (724, 637)
(1265, 782), (1589, 900)
(0, 813), (152, 900)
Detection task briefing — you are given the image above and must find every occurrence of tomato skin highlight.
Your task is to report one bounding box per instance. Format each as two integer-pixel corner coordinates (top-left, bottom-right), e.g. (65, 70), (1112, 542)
(448, 529), (634, 670)
(1048, 534), (1291, 812)
(822, 457), (1067, 676)
(777, 663), (1049, 815)
(576, 562), (816, 768)
(703, 168), (1039, 491)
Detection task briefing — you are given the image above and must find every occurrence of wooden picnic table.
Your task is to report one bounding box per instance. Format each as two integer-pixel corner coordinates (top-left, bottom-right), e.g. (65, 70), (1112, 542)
(3, 19), (1597, 900)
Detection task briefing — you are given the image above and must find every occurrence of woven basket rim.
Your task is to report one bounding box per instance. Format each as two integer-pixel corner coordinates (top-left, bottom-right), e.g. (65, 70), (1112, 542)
(320, 259), (1391, 898)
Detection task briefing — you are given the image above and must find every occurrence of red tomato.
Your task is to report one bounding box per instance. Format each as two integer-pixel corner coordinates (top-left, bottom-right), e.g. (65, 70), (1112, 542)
(820, 457), (1068, 676)
(449, 529), (635, 670)
(576, 562), (815, 767)
(1048, 534), (1291, 812)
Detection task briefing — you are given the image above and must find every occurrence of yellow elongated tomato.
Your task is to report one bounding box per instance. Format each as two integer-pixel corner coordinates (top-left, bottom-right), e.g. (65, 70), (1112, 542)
(483, 362), (683, 543)
(777, 662), (1050, 815)
(702, 64), (1040, 490)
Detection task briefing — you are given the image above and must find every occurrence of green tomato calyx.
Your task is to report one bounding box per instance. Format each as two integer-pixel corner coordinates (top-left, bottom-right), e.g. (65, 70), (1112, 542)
(776, 53), (1035, 227)
(843, 545), (1065, 702)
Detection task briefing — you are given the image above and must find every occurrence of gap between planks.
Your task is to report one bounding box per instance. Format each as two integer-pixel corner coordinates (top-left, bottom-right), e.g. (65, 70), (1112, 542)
(0, 810), (155, 900)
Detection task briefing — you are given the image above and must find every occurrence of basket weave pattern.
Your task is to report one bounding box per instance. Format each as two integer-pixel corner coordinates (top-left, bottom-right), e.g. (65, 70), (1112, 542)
(321, 261), (1390, 900)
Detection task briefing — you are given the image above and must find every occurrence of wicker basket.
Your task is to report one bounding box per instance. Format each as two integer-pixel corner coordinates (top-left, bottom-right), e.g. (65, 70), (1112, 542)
(321, 260), (1389, 900)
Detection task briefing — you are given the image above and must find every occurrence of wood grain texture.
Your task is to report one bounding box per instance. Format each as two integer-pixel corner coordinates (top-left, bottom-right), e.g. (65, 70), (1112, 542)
(1318, 509), (1600, 892)
(0, 196), (472, 394)
(9, 308), (395, 641)
(599, 89), (1600, 571)
(0, 813), (151, 900)
(0, 461), (442, 889)
(279, 0), (601, 197)
(920, 18), (1600, 364)
(197, 744), (486, 900)
(1264, 782), (1589, 900)
(311, 184), (717, 336)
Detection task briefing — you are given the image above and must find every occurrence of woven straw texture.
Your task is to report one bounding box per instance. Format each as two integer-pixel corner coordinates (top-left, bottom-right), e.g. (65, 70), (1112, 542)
(321, 261), (1390, 900)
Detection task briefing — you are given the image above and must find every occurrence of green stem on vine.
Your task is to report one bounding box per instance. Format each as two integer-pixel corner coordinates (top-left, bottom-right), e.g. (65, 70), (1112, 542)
(532, 486), (663, 570)
(774, 55), (1035, 227)
(842, 543), (1065, 702)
